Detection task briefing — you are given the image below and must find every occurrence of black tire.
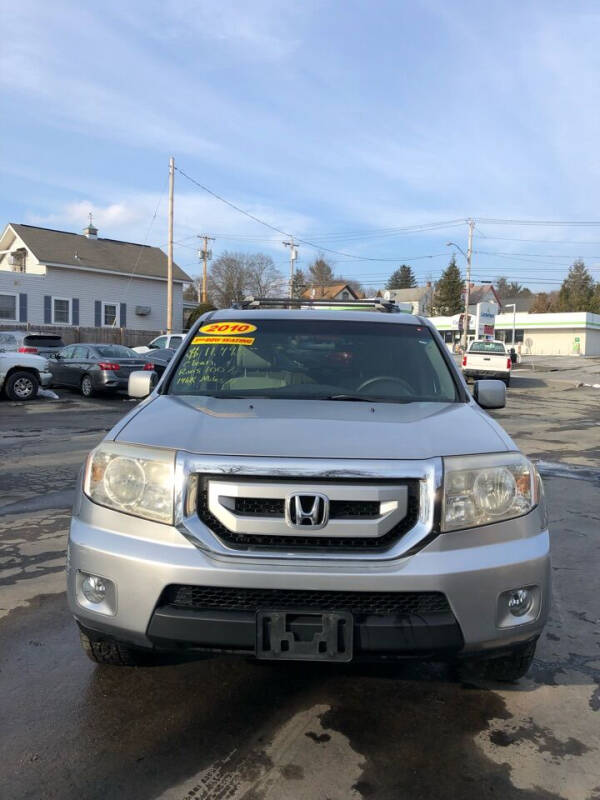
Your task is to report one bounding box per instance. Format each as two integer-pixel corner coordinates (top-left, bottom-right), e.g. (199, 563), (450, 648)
(504, 375), (511, 387)
(4, 370), (39, 401)
(79, 630), (146, 666)
(80, 374), (95, 397)
(467, 641), (536, 682)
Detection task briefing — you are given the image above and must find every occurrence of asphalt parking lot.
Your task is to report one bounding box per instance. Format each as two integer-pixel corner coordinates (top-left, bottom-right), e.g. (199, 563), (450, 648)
(1, 368), (599, 800)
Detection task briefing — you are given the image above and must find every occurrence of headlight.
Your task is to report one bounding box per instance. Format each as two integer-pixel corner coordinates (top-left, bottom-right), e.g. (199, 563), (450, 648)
(84, 442), (175, 524)
(442, 452), (538, 532)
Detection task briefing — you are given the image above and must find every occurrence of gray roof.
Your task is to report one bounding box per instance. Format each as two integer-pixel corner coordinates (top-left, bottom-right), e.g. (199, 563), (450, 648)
(385, 287), (432, 301)
(9, 223), (191, 282)
(501, 295), (534, 312)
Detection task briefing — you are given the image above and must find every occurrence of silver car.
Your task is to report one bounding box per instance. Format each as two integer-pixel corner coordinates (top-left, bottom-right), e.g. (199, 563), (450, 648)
(67, 306), (550, 680)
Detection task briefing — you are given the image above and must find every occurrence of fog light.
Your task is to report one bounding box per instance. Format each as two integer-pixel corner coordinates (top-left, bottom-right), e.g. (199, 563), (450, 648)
(81, 574), (107, 604)
(507, 588), (533, 617)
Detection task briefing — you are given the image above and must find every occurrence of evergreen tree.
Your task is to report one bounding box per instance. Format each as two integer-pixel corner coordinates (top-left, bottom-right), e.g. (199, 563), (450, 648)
(557, 259), (595, 311)
(386, 264), (416, 289)
(432, 255), (463, 315)
(291, 268), (306, 298)
(307, 257), (335, 296)
(186, 302), (217, 327)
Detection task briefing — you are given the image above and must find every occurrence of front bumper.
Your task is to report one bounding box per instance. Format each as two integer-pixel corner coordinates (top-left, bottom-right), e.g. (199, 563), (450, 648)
(67, 495), (550, 660)
(40, 371), (53, 388)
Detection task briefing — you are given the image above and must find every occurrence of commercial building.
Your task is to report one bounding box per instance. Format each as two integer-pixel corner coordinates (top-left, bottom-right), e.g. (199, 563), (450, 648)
(431, 310), (600, 356)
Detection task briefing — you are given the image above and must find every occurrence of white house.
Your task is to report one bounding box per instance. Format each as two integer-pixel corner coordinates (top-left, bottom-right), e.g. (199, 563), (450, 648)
(383, 285), (434, 315)
(0, 222), (191, 332)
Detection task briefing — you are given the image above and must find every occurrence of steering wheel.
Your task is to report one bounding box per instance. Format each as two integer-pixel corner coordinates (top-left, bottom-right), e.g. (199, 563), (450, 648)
(356, 375), (414, 394)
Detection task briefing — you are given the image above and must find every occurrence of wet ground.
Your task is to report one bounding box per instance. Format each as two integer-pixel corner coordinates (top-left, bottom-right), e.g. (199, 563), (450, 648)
(1, 375), (599, 800)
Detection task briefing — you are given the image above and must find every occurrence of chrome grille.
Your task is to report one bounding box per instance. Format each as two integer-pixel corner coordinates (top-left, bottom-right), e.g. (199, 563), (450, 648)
(197, 476), (420, 550)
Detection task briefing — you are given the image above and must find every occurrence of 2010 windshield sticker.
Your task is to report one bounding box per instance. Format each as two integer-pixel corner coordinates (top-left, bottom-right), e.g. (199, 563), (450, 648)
(199, 322), (257, 336)
(192, 335), (254, 346)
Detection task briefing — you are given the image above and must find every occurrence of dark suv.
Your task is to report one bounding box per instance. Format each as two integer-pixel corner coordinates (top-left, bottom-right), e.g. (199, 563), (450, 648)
(0, 331), (65, 356)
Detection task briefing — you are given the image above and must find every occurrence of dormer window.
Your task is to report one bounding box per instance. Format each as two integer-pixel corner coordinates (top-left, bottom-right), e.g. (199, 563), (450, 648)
(9, 248), (27, 272)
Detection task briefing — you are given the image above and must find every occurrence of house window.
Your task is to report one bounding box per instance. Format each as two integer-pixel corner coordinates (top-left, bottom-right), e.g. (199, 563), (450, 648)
(102, 302), (118, 327)
(52, 297), (71, 324)
(0, 293), (17, 321)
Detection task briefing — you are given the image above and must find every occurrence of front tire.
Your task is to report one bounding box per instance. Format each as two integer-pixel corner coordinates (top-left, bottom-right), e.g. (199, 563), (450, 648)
(80, 374), (95, 397)
(79, 630), (149, 666)
(4, 370), (39, 401)
(466, 640), (536, 682)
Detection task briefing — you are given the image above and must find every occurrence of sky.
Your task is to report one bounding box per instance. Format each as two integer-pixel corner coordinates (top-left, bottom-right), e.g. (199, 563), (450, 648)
(2, 0), (600, 293)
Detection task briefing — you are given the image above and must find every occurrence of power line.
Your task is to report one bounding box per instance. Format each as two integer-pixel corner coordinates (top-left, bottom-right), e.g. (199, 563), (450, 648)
(175, 166), (469, 262)
(474, 217), (600, 226)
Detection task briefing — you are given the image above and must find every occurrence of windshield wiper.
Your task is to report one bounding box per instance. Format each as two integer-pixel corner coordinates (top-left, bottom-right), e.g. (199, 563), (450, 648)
(322, 394), (414, 403)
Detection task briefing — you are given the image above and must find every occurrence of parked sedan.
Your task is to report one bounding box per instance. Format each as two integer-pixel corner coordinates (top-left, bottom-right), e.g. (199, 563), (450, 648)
(139, 347), (176, 378)
(49, 344), (152, 397)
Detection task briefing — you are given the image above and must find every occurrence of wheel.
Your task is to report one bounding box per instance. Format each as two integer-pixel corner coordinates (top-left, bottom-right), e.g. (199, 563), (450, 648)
(4, 370), (39, 401)
(504, 375), (511, 387)
(466, 641), (536, 682)
(79, 630), (147, 666)
(80, 374), (95, 397)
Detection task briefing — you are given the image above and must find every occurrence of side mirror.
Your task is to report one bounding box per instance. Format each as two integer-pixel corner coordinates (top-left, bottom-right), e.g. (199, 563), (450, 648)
(53, 353), (62, 359)
(473, 379), (506, 409)
(128, 370), (157, 398)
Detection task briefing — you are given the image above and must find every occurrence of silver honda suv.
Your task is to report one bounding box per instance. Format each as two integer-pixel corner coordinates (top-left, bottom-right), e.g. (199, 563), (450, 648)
(67, 303), (550, 680)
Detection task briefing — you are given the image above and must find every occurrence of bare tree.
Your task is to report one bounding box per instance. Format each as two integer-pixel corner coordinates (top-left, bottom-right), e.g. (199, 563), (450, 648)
(245, 254), (284, 297)
(207, 251), (284, 307)
(208, 253), (248, 308)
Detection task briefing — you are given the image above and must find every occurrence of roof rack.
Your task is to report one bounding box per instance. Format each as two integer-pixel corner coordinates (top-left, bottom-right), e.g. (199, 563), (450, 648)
(236, 297), (402, 313)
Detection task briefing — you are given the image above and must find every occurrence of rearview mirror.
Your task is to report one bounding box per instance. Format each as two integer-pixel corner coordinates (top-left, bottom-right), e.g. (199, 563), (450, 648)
(473, 379), (506, 409)
(128, 370), (157, 398)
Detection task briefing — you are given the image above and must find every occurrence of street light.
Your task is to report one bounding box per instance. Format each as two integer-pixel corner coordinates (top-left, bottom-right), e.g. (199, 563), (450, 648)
(446, 221), (474, 349)
(446, 242), (468, 260)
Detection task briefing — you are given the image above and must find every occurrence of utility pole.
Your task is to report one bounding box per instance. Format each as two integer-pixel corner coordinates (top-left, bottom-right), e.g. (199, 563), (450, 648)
(462, 218), (474, 350)
(167, 156), (175, 333)
(198, 235), (215, 303)
(283, 238), (298, 298)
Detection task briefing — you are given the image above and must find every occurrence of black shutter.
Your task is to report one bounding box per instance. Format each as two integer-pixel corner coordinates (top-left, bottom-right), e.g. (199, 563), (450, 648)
(120, 302), (127, 328)
(19, 293), (27, 323)
(44, 295), (51, 324)
(72, 298), (80, 325)
(94, 300), (101, 327)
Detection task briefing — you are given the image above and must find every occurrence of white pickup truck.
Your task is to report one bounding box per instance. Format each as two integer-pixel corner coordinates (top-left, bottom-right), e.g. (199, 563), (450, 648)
(462, 340), (512, 386)
(0, 351), (53, 400)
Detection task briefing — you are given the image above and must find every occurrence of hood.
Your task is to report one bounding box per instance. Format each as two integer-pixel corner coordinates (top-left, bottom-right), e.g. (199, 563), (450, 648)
(1, 352), (49, 369)
(114, 395), (513, 460)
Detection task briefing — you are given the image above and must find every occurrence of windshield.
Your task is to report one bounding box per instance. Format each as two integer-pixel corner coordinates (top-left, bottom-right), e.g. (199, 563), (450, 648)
(93, 345), (137, 358)
(168, 319), (458, 403)
(469, 341), (506, 354)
